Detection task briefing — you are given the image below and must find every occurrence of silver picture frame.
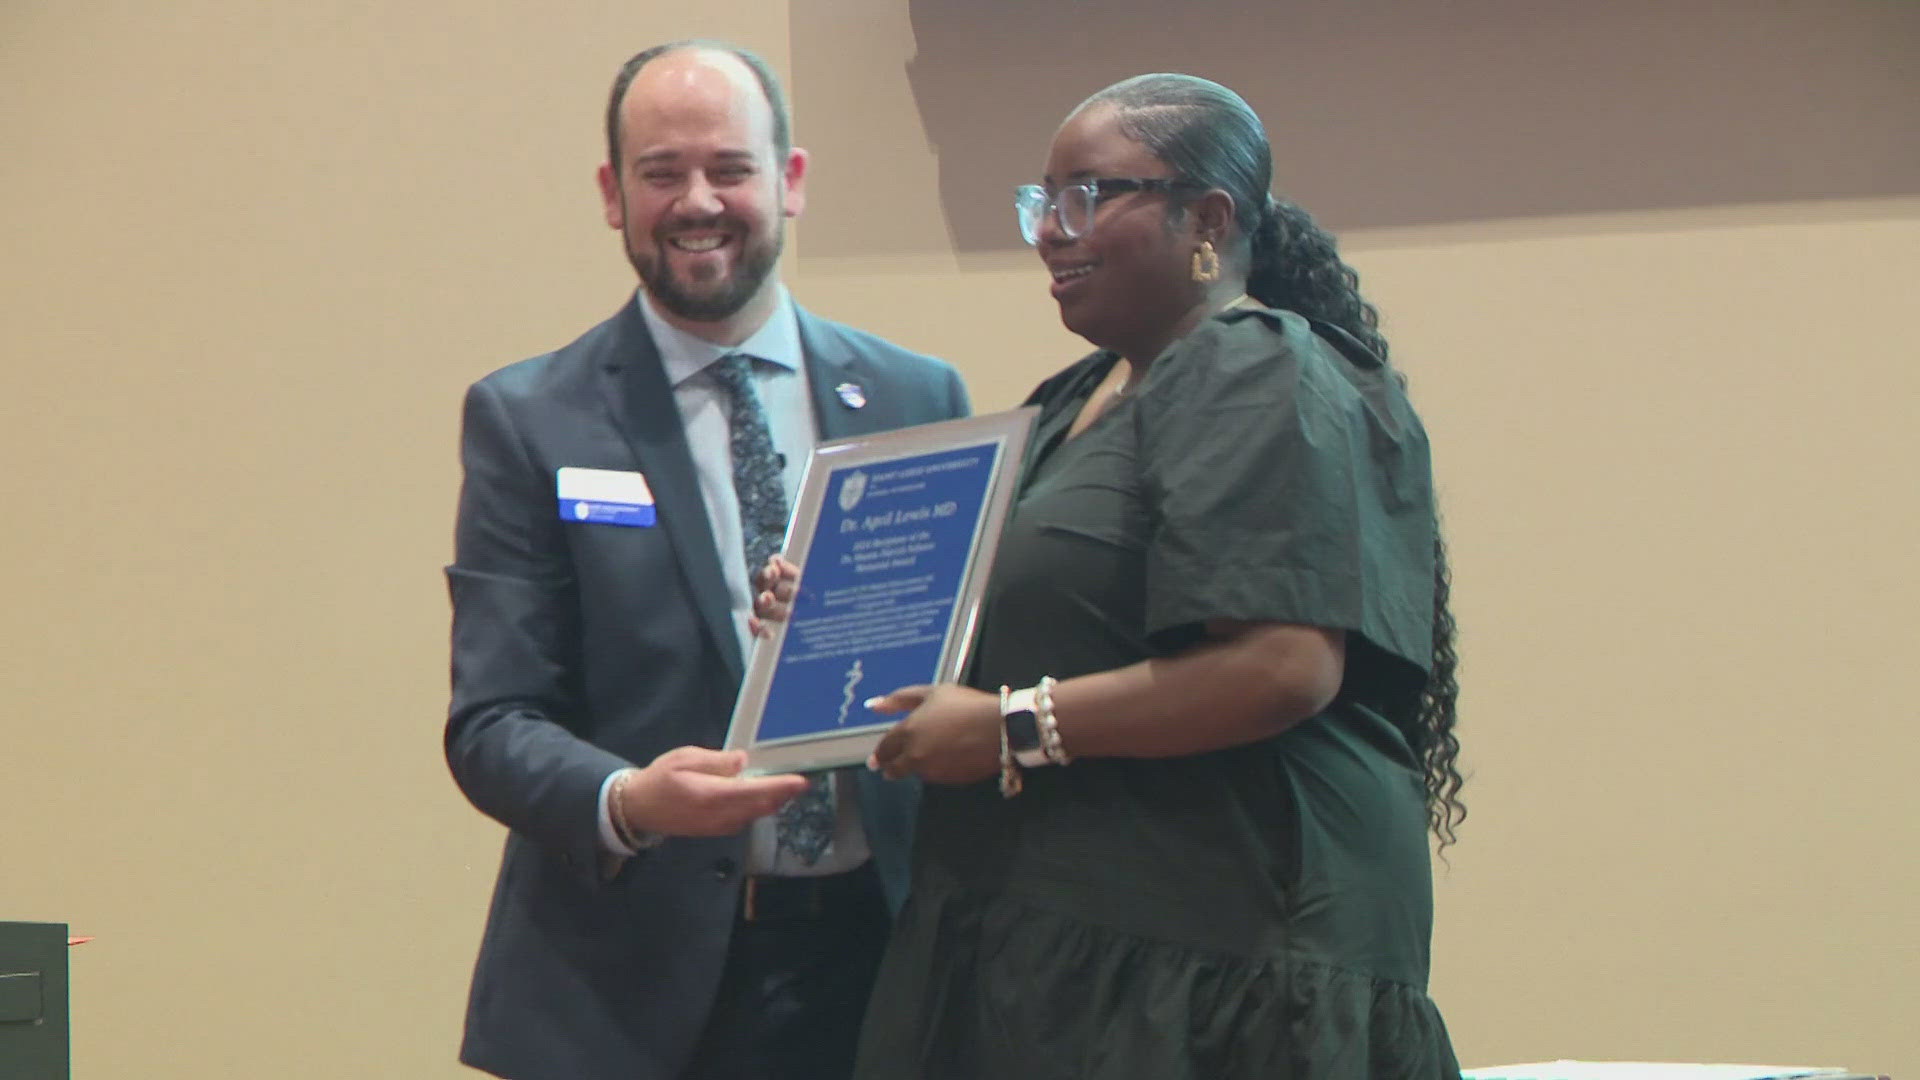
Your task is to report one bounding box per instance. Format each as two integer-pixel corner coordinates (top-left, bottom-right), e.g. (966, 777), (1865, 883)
(724, 407), (1040, 773)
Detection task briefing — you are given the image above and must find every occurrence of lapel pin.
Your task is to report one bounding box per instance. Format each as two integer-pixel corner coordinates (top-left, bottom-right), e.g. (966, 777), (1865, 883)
(835, 382), (867, 409)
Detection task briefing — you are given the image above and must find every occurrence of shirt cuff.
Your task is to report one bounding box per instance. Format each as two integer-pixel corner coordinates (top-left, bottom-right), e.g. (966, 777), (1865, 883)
(597, 768), (639, 856)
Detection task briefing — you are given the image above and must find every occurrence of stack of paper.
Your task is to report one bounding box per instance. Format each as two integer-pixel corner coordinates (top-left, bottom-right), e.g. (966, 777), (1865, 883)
(1462, 1064), (1857, 1080)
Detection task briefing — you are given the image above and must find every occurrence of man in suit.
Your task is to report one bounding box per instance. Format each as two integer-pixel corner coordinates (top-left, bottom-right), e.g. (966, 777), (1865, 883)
(444, 40), (969, 1080)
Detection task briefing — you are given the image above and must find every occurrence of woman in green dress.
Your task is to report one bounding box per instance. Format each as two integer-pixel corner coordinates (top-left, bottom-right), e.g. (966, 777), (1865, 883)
(771, 72), (1466, 1078)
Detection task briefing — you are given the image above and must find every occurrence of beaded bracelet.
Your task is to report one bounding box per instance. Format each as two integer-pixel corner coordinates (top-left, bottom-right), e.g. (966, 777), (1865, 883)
(1033, 675), (1071, 766)
(608, 768), (664, 851)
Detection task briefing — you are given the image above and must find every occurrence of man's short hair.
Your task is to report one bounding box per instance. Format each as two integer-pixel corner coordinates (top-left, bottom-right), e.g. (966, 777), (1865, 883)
(604, 40), (792, 171)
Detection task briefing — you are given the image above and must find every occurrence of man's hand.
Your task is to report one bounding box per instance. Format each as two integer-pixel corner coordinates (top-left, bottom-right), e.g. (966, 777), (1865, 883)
(747, 554), (801, 638)
(615, 747), (809, 837)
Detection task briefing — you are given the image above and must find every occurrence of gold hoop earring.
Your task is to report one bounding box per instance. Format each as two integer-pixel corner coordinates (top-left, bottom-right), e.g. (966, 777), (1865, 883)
(1191, 240), (1221, 283)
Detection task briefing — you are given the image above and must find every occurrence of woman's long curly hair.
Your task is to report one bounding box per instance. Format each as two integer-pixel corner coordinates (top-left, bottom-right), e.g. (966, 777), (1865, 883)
(1086, 74), (1466, 849)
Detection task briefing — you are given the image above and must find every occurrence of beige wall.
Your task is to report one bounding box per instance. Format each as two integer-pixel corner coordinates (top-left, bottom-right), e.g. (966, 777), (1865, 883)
(3, 4), (1915, 1077)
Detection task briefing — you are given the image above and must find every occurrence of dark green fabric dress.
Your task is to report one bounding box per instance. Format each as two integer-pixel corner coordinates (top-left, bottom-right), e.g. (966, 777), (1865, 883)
(854, 308), (1461, 1079)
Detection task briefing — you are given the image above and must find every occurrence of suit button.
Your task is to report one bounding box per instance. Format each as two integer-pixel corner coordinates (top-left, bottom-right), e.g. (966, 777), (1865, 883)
(712, 857), (737, 880)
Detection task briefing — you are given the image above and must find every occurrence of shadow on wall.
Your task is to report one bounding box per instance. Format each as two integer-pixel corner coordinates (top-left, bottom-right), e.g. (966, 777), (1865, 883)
(794, 0), (1920, 256)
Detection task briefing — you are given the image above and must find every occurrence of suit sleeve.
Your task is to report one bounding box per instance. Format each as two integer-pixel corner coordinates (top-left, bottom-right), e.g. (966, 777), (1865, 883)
(944, 362), (972, 420)
(444, 378), (629, 872)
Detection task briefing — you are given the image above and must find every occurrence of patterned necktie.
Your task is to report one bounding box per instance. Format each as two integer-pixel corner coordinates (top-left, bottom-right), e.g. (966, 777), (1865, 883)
(708, 354), (837, 865)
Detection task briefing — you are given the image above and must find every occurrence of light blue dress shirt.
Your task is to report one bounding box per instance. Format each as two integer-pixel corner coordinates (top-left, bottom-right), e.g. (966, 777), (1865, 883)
(598, 286), (870, 875)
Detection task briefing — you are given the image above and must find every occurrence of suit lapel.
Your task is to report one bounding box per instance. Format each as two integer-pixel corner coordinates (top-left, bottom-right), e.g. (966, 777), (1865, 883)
(600, 303), (745, 679)
(799, 310), (873, 442)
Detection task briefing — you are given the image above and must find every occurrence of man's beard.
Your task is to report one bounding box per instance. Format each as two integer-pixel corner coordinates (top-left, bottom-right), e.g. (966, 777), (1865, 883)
(629, 215), (784, 323)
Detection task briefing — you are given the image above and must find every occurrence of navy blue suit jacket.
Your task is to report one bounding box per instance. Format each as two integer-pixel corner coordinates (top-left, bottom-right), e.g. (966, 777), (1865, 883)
(445, 297), (969, 1080)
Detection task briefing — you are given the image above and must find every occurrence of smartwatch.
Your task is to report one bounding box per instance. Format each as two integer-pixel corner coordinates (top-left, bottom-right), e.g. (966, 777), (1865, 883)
(1001, 686), (1051, 769)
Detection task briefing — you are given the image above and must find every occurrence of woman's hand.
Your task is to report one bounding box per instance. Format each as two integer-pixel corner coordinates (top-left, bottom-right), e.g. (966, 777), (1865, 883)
(866, 684), (1002, 785)
(747, 554), (801, 638)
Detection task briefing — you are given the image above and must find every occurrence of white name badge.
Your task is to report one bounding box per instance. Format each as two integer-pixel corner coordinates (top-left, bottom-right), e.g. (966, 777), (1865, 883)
(556, 466), (656, 527)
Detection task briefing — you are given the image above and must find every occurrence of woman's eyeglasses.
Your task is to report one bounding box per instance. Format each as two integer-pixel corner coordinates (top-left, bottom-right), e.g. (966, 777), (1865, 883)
(1014, 178), (1197, 245)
